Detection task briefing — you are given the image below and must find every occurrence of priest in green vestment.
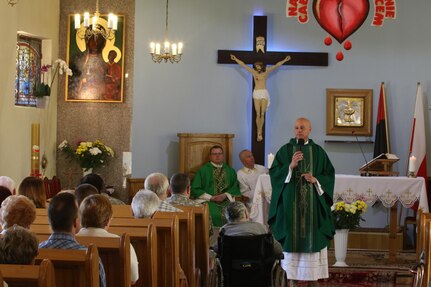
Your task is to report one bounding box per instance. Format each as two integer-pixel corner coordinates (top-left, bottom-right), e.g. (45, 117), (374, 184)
(268, 118), (335, 286)
(191, 145), (241, 227)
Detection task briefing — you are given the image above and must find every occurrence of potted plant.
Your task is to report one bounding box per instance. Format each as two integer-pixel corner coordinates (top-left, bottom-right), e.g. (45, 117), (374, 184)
(58, 139), (115, 175)
(35, 59), (72, 108)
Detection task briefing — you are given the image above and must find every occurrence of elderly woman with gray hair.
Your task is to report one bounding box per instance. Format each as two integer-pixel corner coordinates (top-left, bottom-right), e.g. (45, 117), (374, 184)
(217, 201), (283, 256)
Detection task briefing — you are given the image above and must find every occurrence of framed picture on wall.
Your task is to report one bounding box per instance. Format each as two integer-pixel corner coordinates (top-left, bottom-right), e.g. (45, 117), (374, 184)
(326, 89), (373, 136)
(65, 14), (125, 102)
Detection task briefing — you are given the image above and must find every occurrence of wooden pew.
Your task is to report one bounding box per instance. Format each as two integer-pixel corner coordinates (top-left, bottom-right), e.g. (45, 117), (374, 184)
(36, 244), (100, 287)
(36, 208), (48, 216)
(77, 234), (131, 287)
(175, 204), (211, 287)
(108, 225), (157, 287)
(417, 211), (431, 261)
(1, 259), (55, 287)
(112, 205), (134, 218)
(109, 217), (181, 287)
(424, 220), (431, 287)
(126, 178), (145, 204)
(153, 210), (196, 287)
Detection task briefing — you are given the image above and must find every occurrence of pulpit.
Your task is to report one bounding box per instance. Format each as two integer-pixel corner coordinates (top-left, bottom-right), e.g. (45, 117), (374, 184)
(177, 133), (234, 179)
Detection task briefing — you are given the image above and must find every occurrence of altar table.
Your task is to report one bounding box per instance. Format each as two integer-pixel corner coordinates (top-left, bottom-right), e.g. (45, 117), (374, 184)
(249, 174), (429, 262)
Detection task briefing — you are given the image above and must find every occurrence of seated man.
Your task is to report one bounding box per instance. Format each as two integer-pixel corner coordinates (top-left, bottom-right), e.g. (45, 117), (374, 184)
(191, 145), (240, 227)
(165, 173), (200, 206)
(217, 201), (283, 257)
(77, 194), (139, 284)
(0, 195), (36, 232)
(237, 149), (268, 209)
(131, 189), (161, 218)
(39, 193), (106, 287)
(0, 225), (39, 265)
(144, 172), (183, 212)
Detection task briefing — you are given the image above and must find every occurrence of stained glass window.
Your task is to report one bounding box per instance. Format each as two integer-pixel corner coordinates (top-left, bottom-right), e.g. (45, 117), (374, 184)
(15, 35), (42, 107)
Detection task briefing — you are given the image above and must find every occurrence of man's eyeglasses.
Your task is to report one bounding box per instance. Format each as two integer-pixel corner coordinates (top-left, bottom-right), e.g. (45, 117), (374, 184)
(211, 153), (223, 156)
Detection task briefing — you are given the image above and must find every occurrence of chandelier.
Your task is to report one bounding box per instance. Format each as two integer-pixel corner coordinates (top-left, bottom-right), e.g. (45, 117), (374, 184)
(7, 0), (18, 6)
(74, 0), (118, 41)
(150, 0), (183, 63)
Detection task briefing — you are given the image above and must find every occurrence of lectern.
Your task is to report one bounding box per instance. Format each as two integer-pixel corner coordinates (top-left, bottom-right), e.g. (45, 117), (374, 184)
(359, 153), (399, 176)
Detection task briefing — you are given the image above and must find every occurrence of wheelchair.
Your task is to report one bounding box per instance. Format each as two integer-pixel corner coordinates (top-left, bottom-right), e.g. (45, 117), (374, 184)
(209, 231), (285, 287)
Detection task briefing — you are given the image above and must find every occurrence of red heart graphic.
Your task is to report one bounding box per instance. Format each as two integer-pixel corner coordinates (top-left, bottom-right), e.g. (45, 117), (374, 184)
(313, 0), (369, 44)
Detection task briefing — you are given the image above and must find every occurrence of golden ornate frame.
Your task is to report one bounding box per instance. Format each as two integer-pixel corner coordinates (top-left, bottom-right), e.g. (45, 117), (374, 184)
(326, 89), (373, 136)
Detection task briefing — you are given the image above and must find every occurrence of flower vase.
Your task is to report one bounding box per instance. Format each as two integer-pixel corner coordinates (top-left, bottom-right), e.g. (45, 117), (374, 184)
(333, 229), (349, 267)
(82, 168), (93, 177)
(36, 96), (49, 109)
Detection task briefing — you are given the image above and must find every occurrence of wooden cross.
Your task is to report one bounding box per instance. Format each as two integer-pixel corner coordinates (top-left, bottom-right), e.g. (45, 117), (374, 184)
(218, 16), (328, 164)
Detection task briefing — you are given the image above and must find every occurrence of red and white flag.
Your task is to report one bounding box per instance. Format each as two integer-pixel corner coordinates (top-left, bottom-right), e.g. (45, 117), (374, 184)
(409, 83), (428, 196)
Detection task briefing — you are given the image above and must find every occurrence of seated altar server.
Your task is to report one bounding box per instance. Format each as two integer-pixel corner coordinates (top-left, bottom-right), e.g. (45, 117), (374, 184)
(237, 149), (268, 209)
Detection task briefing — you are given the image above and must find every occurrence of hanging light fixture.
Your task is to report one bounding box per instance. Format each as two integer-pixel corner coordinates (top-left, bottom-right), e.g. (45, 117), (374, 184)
(74, 0), (118, 41)
(7, 0), (18, 6)
(150, 0), (183, 63)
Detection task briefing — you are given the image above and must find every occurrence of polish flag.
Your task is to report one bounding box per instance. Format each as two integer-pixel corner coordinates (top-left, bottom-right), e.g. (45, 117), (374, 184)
(409, 83), (428, 206)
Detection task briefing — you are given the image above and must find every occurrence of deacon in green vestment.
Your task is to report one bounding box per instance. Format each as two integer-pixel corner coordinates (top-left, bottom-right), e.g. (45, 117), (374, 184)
(191, 145), (241, 227)
(268, 118), (335, 284)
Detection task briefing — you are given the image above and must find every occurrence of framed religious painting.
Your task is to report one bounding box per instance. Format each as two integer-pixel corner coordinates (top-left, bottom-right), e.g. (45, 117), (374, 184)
(65, 14), (125, 102)
(326, 89), (373, 136)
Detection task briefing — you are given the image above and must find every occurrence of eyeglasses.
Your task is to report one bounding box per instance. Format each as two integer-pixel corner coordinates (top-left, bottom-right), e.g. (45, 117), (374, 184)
(211, 153), (223, 156)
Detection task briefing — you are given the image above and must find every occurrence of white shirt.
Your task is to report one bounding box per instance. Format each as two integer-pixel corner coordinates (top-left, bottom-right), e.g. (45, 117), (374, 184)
(237, 164), (268, 208)
(76, 227), (139, 284)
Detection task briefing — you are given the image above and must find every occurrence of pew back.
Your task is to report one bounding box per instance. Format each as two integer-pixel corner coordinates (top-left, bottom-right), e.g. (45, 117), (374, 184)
(36, 244), (100, 287)
(77, 233), (131, 287)
(108, 225), (157, 287)
(1, 259), (55, 287)
(109, 217), (180, 287)
(153, 210), (196, 287)
(175, 204), (210, 287)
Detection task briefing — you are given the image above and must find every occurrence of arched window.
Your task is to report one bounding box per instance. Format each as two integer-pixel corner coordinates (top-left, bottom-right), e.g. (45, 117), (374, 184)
(15, 35), (42, 107)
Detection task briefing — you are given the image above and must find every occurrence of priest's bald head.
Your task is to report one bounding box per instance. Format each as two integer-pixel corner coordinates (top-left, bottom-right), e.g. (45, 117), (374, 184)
(294, 117), (312, 141)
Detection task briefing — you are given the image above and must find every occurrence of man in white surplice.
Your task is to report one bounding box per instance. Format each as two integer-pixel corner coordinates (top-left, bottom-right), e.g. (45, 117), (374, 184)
(236, 149), (268, 210)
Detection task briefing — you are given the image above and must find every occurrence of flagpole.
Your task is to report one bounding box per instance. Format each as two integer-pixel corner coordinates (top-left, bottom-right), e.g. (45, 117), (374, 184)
(406, 82), (421, 175)
(382, 82), (390, 153)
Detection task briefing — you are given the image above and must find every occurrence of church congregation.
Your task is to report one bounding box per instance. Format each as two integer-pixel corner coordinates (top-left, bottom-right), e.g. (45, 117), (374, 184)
(1, 0), (430, 286)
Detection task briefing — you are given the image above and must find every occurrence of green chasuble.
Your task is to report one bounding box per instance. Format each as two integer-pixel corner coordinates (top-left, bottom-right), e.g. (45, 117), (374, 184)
(268, 139), (335, 253)
(191, 162), (241, 227)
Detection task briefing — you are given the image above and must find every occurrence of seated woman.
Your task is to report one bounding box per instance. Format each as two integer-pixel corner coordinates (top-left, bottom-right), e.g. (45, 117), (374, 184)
(0, 225), (39, 264)
(18, 177), (46, 208)
(0, 195), (36, 233)
(76, 194), (139, 284)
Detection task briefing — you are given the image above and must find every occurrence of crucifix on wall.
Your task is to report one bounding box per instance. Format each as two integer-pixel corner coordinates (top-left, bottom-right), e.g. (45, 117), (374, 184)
(218, 16), (328, 164)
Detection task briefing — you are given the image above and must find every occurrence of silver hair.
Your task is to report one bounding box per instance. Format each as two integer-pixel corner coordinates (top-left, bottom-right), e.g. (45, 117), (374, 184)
(144, 173), (169, 198)
(224, 201), (248, 223)
(131, 189), (160, 218)
(0, 176), (16, 193)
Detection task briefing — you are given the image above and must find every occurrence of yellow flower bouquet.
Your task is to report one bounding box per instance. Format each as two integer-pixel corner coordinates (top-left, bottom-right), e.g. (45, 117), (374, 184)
(58, 140), (114, 171)
(332, 200), (368, 230)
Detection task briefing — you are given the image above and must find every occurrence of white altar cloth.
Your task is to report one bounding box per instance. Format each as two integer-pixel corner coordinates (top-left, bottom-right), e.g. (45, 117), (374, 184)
(250, 174), (429, 225)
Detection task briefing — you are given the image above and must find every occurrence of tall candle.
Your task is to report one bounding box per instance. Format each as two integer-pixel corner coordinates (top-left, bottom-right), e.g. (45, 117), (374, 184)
(267, 153), (274, 169)
(31, 123), (40, 177)
(409, 156), (417, 172)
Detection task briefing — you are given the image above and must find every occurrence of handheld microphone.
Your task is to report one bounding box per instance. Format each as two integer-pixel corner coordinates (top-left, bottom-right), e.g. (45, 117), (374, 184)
(297, 138), (305, 150)
(352, 131), (369, 176)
